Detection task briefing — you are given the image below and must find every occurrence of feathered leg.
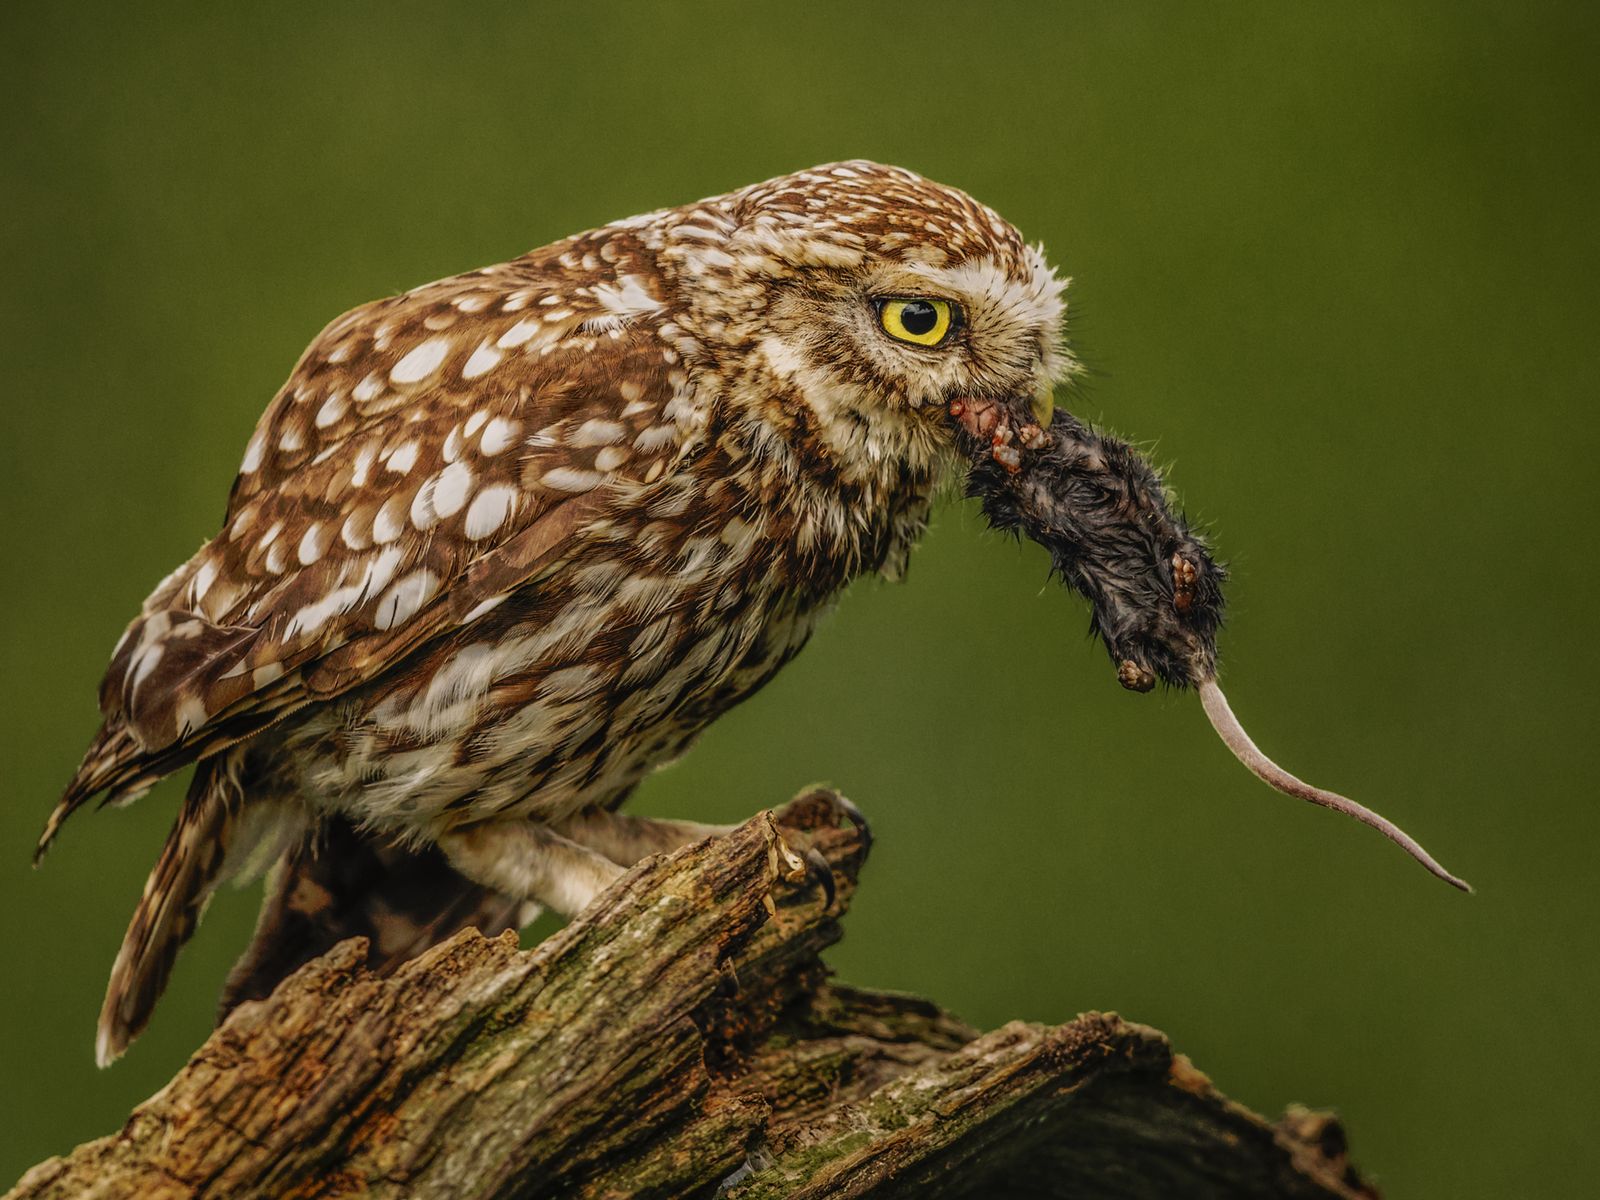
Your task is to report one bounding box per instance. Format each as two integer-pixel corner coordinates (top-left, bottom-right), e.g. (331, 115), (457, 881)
(553, 808), (734, 866)
(220, 811), (725, 1019)
(556, 794), (871, 872)
(439, 821), (625, 917)
(218, 815), (530, 1022)
(219, 799), (869, 1028)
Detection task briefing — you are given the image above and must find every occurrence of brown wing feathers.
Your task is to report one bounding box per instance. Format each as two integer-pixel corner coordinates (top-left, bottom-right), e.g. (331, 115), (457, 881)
(44, 243), (692, 1059)
(40, 257), (686, 847)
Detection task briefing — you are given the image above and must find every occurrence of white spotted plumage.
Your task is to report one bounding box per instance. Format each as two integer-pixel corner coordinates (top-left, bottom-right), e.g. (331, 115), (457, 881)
(42, 161), (1075, 1065)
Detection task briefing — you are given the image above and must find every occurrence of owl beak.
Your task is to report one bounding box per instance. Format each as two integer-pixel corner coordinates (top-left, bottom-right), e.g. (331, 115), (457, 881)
(1029, 386), (1054, 427)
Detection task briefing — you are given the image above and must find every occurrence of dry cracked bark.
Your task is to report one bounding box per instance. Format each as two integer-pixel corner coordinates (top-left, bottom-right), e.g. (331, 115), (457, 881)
(8, 791), (1379, 1199)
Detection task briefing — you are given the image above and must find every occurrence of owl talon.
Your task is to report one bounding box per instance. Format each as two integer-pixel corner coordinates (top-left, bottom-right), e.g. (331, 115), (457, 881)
(772, 789), (871, 859)
(802, 847), (836, 909)
(831, 795), (872, 853)
(759, 812), (838, 911)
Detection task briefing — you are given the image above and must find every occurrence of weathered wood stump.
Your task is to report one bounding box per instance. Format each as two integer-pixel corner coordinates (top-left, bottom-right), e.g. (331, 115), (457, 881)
(7, 790), (1377, 1199)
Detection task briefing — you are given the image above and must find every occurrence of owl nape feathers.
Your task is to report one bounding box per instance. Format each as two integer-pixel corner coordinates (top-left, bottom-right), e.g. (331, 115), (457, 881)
(38, 161), (1466, 1067)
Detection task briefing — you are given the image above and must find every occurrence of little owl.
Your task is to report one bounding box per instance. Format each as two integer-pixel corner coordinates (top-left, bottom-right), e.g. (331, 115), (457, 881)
(39, 161), (1463, 1067)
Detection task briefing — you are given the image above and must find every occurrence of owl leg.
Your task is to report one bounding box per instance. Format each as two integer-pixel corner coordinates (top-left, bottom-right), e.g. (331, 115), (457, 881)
(553, 808), (735, 866)
(557, 792), (870, 868)
(558, 792), (868, 909)
(558, 808), (835, 907)
(438, 820), (625, 918)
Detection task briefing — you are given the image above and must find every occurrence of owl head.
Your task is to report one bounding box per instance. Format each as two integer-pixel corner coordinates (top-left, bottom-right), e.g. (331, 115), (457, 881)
(654, 161), (1071, 474)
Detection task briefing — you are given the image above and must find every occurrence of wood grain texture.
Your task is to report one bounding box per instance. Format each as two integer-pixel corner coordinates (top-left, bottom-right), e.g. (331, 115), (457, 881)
(8, 791), (1378, 1200)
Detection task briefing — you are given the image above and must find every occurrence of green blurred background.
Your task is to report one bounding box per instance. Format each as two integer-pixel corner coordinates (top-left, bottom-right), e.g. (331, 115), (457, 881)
(2, 2), (1595, 1194)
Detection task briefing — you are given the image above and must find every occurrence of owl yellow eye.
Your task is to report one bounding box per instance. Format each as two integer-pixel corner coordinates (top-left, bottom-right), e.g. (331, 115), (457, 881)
(877, 298), (956, 347)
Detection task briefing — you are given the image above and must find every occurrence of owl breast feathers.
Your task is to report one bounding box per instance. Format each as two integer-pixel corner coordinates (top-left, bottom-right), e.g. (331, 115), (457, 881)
(42, 161), (1074, 1064)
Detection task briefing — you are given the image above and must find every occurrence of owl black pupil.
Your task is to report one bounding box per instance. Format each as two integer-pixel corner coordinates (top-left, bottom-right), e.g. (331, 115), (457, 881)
(899, 301), (938, 335)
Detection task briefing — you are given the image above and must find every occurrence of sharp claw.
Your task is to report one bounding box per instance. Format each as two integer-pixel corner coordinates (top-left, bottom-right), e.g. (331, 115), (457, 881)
(832, 795), (872, 852)
(802, 847), (836, 909)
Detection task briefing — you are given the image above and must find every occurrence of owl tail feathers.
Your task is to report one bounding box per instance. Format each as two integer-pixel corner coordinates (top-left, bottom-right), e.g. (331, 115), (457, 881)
(96, 758), (241, 1068)
(217, 815), (533, 1026)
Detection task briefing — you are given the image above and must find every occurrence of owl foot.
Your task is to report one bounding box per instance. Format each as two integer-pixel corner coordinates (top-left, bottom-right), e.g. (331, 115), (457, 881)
(761, 812), (810, 916)
(439, 819), (625, 919)
(764, 788), (872, 913)
(771, 788), (872, 855)
(799, 846), (837, 910)
(554, 808), (735, 867)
